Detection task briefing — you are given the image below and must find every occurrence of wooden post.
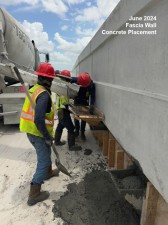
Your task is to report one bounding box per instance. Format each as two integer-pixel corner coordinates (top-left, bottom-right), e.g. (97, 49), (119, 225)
(140, 182), (159, 225)
(154, 195), (168, 225)
(92, 130), (103, 146)
(102, 131), (109, 156)
(108, 138), (116, 168)
(115, 143), (124, 170)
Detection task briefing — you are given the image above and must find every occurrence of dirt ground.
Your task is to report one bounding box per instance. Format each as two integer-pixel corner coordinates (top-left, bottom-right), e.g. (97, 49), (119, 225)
(0, 121), (139, 225)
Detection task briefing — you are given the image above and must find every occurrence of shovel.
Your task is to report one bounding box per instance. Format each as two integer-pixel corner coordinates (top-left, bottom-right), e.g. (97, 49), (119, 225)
(13, 66), (71, 177)
(52, 143), (71, 177)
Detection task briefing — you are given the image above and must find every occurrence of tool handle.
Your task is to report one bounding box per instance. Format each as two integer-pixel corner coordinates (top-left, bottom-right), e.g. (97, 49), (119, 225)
(13, 66), (24, 84)
(52, 143), (60, 163)
(13, 65), (35, 109)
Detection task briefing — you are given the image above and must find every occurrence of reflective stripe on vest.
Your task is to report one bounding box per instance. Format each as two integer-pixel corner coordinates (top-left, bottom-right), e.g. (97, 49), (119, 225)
(20, 84), (54, 137)
(21, 110), (54, 126)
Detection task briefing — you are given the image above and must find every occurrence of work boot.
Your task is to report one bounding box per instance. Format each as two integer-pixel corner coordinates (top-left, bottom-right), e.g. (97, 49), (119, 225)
(45, 165), (59, 180)
(81, 131), (86, 141)
(27, 183), (49, 206)
(68, 133), (82, 151)
(55, 132), (66, 146)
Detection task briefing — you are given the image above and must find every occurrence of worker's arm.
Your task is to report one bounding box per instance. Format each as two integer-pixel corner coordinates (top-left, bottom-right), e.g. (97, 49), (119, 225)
(34, 91), (52, 141)
(88, 82), (95, 114)
(90, 82), (96, 106)
(70, 77), (78, 84)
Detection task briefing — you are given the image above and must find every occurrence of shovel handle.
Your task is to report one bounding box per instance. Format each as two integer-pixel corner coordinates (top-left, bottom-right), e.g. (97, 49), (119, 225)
(52, 142), (60, 163)
(13, 66), (24, 84)
(13, 66), (35, 109)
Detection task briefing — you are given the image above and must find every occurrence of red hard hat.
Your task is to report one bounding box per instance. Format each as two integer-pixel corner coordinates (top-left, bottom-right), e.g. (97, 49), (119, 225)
(61, 70), (71, 78)
(35, 63), (55, 78)
(77, 72), (92, 87)
(57, 70), (71, 80)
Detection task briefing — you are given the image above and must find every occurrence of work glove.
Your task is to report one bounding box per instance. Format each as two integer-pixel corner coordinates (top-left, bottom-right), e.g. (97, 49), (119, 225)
(89, 105), (94, 115)
(45, 137), (54, 147)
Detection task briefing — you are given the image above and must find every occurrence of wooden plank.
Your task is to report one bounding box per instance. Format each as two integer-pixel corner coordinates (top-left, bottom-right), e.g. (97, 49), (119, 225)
(154, 195), (168, 225)
(115, 150), (124, 170)
(102, 131), (109, 156)
(108, 138), (116, 168)
(140, 182), (159, 225)
(69, 105), (104, 126)
(92, 130), (106, 148)
(114, 143), (124, 170)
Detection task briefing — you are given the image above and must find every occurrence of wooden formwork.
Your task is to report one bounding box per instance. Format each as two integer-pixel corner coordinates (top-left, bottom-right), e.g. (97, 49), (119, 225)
(91, 127), (133, 170)
(92, 130), (104, 147)
(140, 182), (168, 225)
(92, 125), (168, 224)
(140, 182), (159, 225)
(102, 130), (109, 156)
(108, 137), (116, 168)
(69, 105), (104, 126)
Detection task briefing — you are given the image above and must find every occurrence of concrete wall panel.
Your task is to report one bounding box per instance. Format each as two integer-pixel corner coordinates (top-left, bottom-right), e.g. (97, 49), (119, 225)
(73, 0), (168, 202)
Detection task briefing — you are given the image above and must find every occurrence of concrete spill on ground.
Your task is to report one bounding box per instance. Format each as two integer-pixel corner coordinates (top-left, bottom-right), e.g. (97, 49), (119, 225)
(52, 170), (140, 225)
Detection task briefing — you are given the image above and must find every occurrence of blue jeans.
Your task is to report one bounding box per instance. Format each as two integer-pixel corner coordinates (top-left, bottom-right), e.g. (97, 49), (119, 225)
(27, 133), (51, 184)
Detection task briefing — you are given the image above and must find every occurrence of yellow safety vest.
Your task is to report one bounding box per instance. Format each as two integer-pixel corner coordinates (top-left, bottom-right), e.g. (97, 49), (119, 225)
(20, 84), (54, 137)
(56, 94), (69, 111)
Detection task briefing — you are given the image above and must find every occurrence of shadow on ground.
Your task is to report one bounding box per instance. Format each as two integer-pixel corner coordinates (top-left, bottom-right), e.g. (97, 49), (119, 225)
(52, 170), (140, 225)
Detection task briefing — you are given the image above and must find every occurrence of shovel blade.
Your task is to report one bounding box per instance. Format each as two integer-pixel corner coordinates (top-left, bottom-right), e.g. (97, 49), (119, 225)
(55, 159), (71, 177)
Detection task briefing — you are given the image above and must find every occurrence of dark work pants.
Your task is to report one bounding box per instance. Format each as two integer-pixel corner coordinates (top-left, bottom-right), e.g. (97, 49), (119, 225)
(74, 119), (86, 132)
(56, 109), (74, 135)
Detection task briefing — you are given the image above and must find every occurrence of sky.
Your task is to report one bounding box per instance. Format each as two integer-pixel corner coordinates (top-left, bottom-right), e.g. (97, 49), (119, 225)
(0, 0), (120, 71)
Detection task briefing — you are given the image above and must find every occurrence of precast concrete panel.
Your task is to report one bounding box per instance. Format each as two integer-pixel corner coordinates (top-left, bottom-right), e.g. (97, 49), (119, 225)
(71, 65), (79, 77)
(78, 43), (91, 63)
(73, 0), (168, 202)
(90, 0), (152, 53)
(78, 55), (92, 76)
(92, 44), (109, 82)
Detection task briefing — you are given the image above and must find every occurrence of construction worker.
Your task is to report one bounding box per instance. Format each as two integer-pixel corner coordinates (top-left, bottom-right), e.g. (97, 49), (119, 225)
(71, 72), (95, 141)
(55, 70), (82, 151)
(55, 69), (61, 76)
(20, 62), (59, 206)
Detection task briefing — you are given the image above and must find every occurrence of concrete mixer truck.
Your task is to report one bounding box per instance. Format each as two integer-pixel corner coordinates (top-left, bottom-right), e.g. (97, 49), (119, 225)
(0, 8), (79, 124)
(0, 8), (49, 124)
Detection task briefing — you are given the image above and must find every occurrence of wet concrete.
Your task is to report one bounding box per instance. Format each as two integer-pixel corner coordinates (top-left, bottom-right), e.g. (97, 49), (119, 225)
(52, 170), (140, 225)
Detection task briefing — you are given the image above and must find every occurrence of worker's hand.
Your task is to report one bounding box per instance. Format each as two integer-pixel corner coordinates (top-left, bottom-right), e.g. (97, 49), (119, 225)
(89, 105), (94, 115)
(45, 137), (54, 147)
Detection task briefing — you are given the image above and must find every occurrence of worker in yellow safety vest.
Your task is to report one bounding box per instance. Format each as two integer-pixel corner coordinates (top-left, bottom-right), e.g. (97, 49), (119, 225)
(20, 62), (59, 206)
(55, 70), (81, 151)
